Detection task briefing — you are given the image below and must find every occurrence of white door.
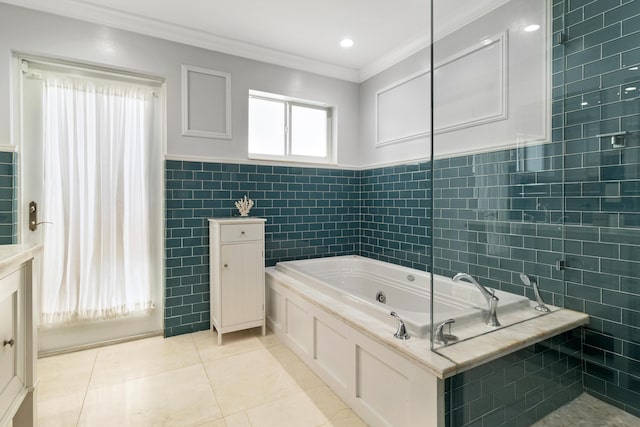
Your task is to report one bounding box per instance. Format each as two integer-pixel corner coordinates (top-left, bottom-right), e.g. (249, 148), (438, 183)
(18, 58), (164, 354)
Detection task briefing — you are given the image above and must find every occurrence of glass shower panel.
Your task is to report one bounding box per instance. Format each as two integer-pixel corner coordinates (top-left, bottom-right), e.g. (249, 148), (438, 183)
(430, 0), (564, 349)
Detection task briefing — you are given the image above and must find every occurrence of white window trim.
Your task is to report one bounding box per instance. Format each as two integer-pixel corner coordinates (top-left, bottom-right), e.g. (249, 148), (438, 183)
(248, 90), (334, 164)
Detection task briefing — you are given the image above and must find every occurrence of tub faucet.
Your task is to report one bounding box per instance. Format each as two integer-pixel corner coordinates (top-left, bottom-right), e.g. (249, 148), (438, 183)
(452, 273), (501, 327)
(519, 274), (550, 313)
(435, 318), (457, 346)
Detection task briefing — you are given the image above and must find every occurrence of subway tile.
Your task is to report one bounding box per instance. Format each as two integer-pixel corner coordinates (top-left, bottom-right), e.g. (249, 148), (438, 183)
(605, 0), (640, 26)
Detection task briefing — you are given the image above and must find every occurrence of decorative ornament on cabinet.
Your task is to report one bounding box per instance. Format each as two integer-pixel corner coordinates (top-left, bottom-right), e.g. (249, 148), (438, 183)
(235, 195), (254, 216)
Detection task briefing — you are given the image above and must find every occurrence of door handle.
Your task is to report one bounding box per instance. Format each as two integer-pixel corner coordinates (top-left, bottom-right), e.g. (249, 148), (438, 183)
(29, 201), (53, 231)
(29, 201), (38, 231)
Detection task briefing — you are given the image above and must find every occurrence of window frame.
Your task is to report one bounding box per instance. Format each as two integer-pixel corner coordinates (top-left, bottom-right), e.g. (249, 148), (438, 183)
(248, 91), (334, 164)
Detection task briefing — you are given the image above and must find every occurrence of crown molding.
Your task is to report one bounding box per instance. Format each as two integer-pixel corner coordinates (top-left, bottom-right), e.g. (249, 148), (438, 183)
(359, 33), (430, 82)
(2, 0), (361, 82)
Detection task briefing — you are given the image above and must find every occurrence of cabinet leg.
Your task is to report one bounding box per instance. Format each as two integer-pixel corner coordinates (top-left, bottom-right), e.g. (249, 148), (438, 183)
(262, 324), (266, 336)
(217, 331), (222, 346)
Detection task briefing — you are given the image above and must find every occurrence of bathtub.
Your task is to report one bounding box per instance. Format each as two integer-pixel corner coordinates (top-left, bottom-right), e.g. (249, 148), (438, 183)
(266, 255), (588, 427)
(274, 255), (531, 338)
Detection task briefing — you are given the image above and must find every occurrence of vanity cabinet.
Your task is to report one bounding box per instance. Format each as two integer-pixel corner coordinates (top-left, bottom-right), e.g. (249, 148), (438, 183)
(209, 218), (266, 345)
(0, 245), (40, 427)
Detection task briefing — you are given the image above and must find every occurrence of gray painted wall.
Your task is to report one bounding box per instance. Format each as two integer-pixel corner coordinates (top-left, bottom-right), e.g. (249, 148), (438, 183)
(0, 3), (360, 165)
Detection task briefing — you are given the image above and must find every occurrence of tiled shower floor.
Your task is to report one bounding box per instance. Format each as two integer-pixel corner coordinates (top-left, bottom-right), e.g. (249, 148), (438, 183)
(533, 393), (640, 427)
(37, 329), (639, 427)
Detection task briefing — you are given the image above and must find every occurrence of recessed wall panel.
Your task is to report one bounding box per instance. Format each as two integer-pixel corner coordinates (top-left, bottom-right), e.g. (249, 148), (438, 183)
(356, 346), (410, 427)
(314, 318), (349, 390)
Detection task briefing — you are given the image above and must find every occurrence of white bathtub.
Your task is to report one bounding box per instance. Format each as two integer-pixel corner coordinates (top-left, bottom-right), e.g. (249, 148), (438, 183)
(265, 255), (586, 427)
(274, 255), (531, 338)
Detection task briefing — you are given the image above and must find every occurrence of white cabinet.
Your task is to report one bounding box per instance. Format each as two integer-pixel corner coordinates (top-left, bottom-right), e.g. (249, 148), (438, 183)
(209, 218), (266, 345)
(0, 245), (40, 427)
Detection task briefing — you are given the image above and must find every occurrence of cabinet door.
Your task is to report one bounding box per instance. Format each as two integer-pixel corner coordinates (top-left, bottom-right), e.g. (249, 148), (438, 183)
(0, 269), (23, 421)
(220, 242), (263, 327)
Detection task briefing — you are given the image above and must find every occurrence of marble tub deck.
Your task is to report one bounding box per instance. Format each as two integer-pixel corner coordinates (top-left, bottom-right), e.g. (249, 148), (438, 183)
(266, 268), (589, 379)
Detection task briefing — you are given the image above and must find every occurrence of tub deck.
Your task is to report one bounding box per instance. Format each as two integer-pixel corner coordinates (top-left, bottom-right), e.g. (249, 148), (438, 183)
(266, 256), (589, 378)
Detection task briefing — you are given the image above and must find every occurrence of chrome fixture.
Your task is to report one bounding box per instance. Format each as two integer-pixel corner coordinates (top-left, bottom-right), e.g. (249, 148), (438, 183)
(390, 311), (410, 340)
(376, 291), (386, 304)
(406, 274), (415, 282)
(434, 318), (457, 346)
(596, 131), (628, 148)
(452, 273), (501, 327)
(519, 274), (550, 313)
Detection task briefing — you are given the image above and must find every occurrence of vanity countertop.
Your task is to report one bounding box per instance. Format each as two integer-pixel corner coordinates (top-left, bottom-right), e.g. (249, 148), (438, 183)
(0, 244), (42, 278)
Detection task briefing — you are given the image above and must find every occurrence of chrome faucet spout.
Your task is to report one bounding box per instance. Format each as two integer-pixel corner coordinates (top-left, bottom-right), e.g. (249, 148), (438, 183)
(452, 273), (501, 327)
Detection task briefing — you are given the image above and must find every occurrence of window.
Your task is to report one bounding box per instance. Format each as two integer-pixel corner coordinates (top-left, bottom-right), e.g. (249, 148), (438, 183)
(248, 91), (333, 163)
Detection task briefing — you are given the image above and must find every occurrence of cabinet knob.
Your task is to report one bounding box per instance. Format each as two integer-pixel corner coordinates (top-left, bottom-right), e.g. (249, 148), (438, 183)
(241, 231), (245, 235)
(223, 264), (228, 268)
(3, 338), (15, 347)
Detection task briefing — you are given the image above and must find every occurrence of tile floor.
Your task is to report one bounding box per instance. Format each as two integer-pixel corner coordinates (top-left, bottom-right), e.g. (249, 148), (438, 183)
(37, 329), (366, 427)
(37, 329), (640, 427)
(533, 393), (640, 427)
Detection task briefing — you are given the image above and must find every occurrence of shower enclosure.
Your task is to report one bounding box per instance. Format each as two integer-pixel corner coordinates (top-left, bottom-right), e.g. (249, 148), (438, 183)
(427, 0), (640, 424)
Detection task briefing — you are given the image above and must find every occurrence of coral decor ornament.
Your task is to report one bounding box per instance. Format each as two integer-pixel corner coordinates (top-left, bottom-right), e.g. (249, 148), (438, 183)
(235, 195), (254, 216)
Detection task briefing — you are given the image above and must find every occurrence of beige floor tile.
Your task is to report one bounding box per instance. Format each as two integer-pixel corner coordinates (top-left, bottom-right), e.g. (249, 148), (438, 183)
(224, 412), (253, 427)
(322, 408), (368, 427)
(192, 418), (228, 427)
(304, 386), (348, 420)
(38, 348), (97, 399)
(37, 390), (84, 427)
(205, 348), (302, 415)
(88, 334), (200, 387)
(265, 344), (325, 390)
(245, 390), (328, 427)
(78, 364), (222, 427)
(193, 329), (268, 363)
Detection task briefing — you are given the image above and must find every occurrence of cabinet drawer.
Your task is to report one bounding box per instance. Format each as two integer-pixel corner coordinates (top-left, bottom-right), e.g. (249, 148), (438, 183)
(220, 223), (263, 243)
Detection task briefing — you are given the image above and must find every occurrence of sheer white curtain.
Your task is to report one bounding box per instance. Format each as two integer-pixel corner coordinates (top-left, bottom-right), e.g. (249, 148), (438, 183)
(40, 75), (154, 326)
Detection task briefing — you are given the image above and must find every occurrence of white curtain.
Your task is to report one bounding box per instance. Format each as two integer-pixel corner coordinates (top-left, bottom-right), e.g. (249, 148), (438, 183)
(40, 75), (154, 326)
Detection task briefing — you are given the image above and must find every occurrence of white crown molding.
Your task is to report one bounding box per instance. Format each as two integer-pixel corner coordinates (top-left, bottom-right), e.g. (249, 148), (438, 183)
(2, 0), (361, 82)
(359, 33), (430, 82)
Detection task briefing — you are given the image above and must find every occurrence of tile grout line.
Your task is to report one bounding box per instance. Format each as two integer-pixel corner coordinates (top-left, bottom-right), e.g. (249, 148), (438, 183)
(75, 348), (100, 427)
(193, 332), (228, 425)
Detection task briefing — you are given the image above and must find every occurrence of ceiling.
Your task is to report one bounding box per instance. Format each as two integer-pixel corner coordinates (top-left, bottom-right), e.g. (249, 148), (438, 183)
(3, 0), (508, 82)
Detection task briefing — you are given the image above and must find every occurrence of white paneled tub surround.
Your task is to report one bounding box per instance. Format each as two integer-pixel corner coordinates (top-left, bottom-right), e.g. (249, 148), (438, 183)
(265, 256), (589, 427)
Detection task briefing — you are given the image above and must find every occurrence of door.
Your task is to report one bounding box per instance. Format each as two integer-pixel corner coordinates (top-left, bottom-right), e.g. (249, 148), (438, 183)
(19, 58), (164, 354)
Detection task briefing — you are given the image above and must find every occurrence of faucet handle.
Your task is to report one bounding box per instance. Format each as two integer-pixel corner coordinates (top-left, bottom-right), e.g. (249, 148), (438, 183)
(390, 311), (410, 340)
(519, 274), (550, 313)
(435, 318), (457, 346)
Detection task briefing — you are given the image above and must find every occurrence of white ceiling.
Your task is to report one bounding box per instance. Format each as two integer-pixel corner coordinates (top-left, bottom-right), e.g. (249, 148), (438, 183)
(3, 0), (508, 82)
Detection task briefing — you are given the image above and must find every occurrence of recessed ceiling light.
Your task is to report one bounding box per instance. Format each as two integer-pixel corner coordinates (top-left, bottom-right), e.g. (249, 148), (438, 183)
(340, 38), (354, 48)
(524, 24), (540, 32)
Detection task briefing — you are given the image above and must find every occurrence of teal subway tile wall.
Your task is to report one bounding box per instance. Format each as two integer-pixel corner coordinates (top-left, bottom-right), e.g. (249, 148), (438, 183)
(0, 151), (16, 244)
(360, 162), (431, 270)
(444, 330), (583, 427)
(164, 160), (432, 336)
(556, 0), (640, 417)
(164, 161), (362, 336)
